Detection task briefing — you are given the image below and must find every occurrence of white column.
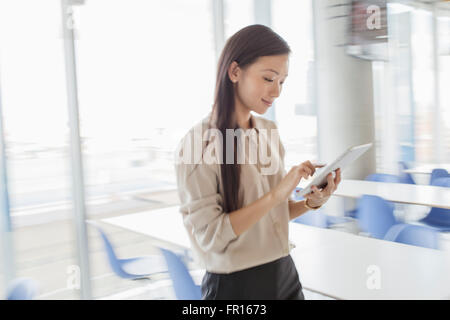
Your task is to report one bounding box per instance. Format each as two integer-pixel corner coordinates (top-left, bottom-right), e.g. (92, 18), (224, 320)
(313, 0), (376, 214)
(60, 0), (92, 300)
(432, 3), (443, 163)
(0, 65), (16, 297)
(254, 0), (276, 122)
(212, 0), (225, 64)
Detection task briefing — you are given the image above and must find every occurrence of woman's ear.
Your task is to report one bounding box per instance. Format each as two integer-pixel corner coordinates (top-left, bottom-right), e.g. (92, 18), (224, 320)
(227, 61), (240, 83)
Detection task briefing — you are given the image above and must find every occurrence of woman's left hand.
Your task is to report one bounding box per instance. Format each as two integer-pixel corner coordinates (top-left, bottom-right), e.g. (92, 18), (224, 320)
(304, 168), (342, 208)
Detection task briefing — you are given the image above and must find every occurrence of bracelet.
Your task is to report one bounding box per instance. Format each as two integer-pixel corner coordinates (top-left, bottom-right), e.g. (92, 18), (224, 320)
(304, 198), (322, 210)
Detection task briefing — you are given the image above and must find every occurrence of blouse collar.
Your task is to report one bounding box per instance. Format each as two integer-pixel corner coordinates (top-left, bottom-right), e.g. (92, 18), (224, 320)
(207, 111), (264, 133)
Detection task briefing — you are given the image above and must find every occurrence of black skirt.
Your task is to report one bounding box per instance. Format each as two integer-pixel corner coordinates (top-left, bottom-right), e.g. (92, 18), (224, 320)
(201, 254), (305, 300)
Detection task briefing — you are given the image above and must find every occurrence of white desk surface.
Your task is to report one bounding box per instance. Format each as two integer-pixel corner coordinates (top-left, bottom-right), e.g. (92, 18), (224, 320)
(103, 206), (191, 249)
(290, 225), (450, 300)
(102, 206), (450, 300)
(404, 164), (450, 175)
(324, 179), (450, 209)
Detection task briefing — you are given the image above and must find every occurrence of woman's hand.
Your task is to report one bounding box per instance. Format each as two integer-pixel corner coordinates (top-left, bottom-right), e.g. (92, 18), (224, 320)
(304, 168), (342, 208)
(272, 161), (325, 205)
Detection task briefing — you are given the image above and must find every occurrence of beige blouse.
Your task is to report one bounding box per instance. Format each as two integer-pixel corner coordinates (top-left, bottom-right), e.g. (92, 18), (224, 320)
(174, 112), (295, 274)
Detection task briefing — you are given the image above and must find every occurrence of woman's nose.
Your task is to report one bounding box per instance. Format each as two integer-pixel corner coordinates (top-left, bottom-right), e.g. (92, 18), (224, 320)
(269, 82), (281, 98)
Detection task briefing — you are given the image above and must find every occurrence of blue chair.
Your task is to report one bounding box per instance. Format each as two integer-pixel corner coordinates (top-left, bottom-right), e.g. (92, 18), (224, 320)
(430, 169), (449, 185)
(292, 188), (353, 227)
(326, 215), (354, 225)
(87, 221), (167, 280)
(384, 223), (439, 249)
(159, 247), (201, 300)
(6, 278), (39, 300)
(294, 210), (329, 228)
(419, 178), (450, 231)
(354, 174), (399, 220)
(365, 173), (402, 183)
(356, 195), (397, 239)
(398, 161), (416, 184)
(345, 207), (359, 219)
(345, 174), (401, 219)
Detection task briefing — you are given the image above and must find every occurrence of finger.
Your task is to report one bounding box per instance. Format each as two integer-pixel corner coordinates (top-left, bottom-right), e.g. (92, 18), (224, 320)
(331, 169), (340, 191)
(310, 159), (327, 169)
(324, 173), (335, 194)
(299, 172), (310, 180)
(335, 168), (342, 186)
(300, 161), (315, 175)
(311, 185), (323, 198)
(303, 161), (316, 176)
(296, 168), (310, 180)
(329, 172), (336, 191)
(299, 165), (313, 177)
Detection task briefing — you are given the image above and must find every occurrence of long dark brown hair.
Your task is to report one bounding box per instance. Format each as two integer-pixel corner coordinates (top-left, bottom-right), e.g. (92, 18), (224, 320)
(211, 24), (291, 213)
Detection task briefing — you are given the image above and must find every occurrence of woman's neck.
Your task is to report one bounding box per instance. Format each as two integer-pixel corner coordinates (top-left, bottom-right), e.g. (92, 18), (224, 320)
(234, 102), (252, 130)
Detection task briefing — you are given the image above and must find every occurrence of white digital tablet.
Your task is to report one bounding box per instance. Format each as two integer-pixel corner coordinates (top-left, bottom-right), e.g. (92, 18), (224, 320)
(297, 142), (373, 197)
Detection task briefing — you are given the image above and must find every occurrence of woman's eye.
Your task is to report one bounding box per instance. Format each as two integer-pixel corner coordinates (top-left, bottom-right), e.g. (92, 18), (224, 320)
(264, 77), (284, 85)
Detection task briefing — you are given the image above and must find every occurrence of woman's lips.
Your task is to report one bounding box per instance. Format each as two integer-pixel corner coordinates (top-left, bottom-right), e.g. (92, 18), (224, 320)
(262, 99), (273, 106)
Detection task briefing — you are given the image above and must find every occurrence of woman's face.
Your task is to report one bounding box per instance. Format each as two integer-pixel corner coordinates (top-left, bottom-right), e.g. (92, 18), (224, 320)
(228, 54), (289, 115)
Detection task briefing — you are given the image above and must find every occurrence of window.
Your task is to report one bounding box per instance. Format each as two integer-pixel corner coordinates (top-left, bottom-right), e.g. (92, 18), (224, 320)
(272, 0), (317, 167)
(372, 2), (450, 173)
(223, 0), (254, 38)
(75, 0), (216, 193)
(0, 0), (79, 299)
(0, 0), (216, 299)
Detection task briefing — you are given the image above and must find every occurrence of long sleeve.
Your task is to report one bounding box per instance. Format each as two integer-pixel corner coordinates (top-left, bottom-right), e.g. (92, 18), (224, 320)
(268, 120), (295, 202)
(175, 160), (238, 254)
(174, 113), (291, 273)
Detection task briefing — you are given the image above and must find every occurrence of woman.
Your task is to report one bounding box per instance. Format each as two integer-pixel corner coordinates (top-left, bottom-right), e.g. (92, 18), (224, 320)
(175, 24), (341, 300)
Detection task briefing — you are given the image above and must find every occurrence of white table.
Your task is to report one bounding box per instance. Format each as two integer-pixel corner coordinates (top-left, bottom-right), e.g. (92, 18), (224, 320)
(403, 164), (450, 175)
(102, 206), (450, 299)
(103, 206), (191, 249)
(298, 179), (450, 209)
(290, 226), (450, 300)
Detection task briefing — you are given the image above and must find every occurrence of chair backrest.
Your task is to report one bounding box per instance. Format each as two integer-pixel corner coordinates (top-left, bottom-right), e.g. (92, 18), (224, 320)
(293, 210), (328, 228)
(398, 162), (415, 184)
(159, 247), (201, 300)
(431, 177), (450, 188)
(384, 223), (439, 249)
(86, 221), (127, 278)
(356, 195), (397, 239)
(6, 278), (38, 300)
(365, 173), (401, 183)
(430, 169), (449, 185)
(424, 178), (450, 227)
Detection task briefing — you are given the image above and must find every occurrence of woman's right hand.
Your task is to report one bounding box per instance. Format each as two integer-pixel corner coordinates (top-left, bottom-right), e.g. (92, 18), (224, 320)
(271, 161), (325, 205)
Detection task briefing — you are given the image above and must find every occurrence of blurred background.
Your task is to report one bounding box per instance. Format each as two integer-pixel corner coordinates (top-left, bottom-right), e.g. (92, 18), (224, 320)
(0, 0), (449, 300)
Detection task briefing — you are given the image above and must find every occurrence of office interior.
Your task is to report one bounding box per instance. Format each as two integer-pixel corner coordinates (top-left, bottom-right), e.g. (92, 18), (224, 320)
(0, 0), (449, 300)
